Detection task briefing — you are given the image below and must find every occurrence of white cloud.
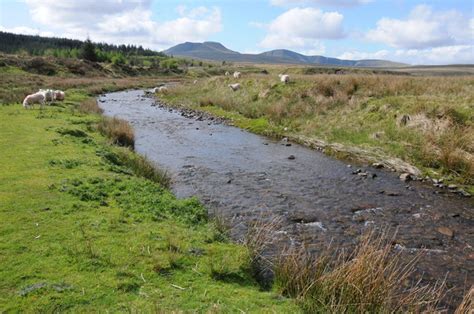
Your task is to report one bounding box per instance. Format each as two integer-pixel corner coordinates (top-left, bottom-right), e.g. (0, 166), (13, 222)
(367, 5), (473, 49)
(258, 7), (344, 53)
(394, 45), (474, 65)
(0, 26), (54, 37)
(271, 0), (372, 7)
(20, 1), (222, 50)
(337, 45), (474, 65)
(338, 50), (390, 60)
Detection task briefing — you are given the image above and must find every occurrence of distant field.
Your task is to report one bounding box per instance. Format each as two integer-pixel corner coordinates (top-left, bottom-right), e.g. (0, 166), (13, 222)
(387, 65), (474, 76)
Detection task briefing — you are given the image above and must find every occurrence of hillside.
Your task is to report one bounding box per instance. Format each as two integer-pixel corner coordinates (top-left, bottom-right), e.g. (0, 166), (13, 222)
(164, 42), (407, 67)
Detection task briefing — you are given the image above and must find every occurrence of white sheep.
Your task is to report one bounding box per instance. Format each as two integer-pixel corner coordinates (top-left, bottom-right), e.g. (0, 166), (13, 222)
(225, 71), (230, 76)
(38, 89), (54, 104)
(154, 86), (168, 94)
(233, 71), (241, 79)
(278, 74), (290, 84)
(228, 83), (241, 91)
(23, 92), (45, 109)
(53, 90), (65, 101)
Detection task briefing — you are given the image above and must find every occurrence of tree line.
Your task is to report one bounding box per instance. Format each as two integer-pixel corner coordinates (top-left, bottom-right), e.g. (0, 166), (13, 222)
(0, 31), (166, 64)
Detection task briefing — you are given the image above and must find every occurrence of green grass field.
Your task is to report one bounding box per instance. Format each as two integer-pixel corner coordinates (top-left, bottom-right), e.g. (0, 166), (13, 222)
(0, 94), (298, 312)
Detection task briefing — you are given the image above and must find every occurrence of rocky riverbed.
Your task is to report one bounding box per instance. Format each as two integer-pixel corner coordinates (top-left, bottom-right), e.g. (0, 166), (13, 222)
(99, 89), (473, 309)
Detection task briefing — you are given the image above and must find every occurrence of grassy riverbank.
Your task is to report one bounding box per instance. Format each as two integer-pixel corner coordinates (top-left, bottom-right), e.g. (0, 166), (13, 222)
(1, 59), (469, 311)
(0, 91), (300, 311)
(161, 72), (474, 192)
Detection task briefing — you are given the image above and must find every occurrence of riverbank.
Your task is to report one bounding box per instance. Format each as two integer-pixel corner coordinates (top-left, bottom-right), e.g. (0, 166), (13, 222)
(160, 74), (473, 194)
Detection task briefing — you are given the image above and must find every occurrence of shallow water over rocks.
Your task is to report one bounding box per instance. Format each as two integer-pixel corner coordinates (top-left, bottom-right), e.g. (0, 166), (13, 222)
(99, 90), (473, 307)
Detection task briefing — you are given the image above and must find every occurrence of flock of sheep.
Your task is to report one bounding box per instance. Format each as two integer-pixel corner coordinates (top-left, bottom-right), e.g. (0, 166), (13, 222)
(23, 89), (65, 109)
(225, 71), (289, 91)
(22, 71), (289, 108)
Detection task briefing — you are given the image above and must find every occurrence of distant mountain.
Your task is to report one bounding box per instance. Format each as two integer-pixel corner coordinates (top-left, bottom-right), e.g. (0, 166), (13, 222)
(164, 42), (407, 67)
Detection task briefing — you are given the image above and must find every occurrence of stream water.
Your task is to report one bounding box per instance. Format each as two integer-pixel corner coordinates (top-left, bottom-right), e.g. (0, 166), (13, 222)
(99, 89), (473, 307)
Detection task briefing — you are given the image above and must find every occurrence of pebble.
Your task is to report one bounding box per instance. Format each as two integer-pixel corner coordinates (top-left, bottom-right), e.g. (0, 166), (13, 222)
(288, 155), (296, 160)
(358, 172), (368, 177)
(437, 226), (454, 238)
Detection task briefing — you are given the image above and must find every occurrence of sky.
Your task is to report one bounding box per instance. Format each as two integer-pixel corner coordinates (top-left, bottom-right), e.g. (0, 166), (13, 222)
(0, 0), (473, 65)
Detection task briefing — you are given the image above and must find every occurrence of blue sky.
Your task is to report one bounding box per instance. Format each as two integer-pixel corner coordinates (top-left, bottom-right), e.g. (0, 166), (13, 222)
(1, 0), (473, 64)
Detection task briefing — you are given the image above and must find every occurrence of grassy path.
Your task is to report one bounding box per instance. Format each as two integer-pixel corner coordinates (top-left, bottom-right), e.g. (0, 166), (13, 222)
(0, 96), (297, 312)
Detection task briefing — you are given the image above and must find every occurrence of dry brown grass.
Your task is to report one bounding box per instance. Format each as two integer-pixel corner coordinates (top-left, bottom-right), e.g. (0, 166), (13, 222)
(241, 217), (446, 312)
(98, 117), (135, 148)
(78, 98), (103, 114)
(243, 215), (284, 289)
(273, 232), (445, 313)
(455, 286), (474, 314)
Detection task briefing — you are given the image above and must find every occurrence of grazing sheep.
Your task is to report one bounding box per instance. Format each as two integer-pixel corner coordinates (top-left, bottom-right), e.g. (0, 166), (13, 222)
(23, 92), (45, 109)
(38, 89), (54, 104)
(225, 71), (230, 76)
(233, 71), (241, 79)
(278, 74), (290, 84)
(155, 86), (168, 94)
(228, 83), (241, 91)
(53, 90), (65, 101)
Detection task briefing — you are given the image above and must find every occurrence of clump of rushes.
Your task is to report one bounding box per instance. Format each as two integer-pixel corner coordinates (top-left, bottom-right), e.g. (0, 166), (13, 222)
(274, 231), (445, 313)
(79, 98), (103, 114)
(98, 116), (134, 148)
(243, 215), (284, 289)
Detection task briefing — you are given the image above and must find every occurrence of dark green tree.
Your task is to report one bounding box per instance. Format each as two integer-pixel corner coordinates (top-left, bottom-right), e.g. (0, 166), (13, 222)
(80, 38), (97, 62)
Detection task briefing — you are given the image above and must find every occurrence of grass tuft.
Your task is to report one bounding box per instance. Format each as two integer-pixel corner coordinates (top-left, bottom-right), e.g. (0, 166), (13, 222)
(274, 231), (445, 313)
(98, 116), (135, 148)
(79, 98), (103, 114)
(115, 149), (171, 188)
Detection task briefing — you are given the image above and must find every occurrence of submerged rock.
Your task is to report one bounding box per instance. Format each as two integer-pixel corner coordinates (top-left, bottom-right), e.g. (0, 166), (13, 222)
(437, 226), (454, 238)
